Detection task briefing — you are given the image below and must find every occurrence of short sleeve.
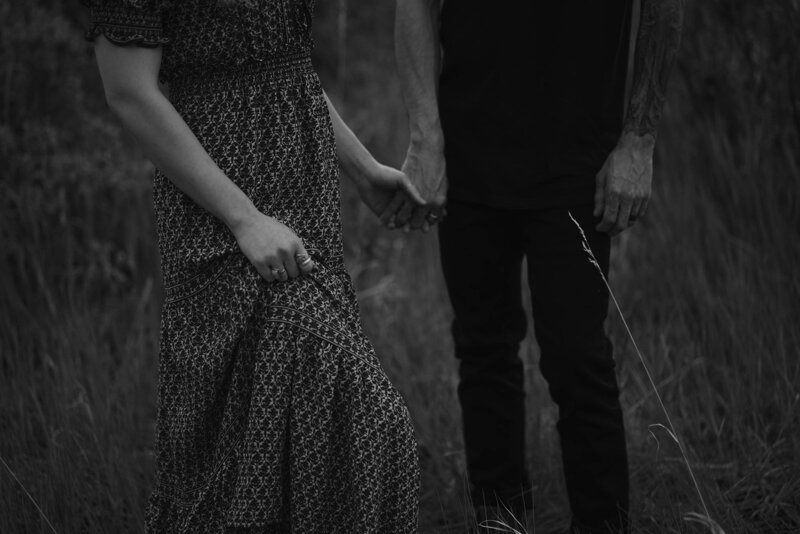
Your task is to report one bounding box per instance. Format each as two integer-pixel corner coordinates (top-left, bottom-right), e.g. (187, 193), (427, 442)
(82, 0), (169, 48)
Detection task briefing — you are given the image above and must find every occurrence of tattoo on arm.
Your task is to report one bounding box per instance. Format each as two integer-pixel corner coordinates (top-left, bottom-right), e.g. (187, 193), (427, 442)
(623, 0), (685, 139)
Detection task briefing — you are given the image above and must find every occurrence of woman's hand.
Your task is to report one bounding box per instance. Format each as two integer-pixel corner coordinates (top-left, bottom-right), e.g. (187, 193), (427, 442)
(356, 163), (426, 224)
(230, 212), (315, 283)
(319, 92), (426, 229)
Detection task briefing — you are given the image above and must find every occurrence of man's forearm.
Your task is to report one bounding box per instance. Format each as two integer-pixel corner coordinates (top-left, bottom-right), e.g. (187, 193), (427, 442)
(395, 0), (444, 149)
(623, 0), (685, 141)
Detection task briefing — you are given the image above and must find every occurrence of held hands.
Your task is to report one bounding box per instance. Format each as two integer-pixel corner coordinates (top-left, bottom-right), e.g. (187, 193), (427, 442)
(594, 132), (654, 235)
(355, 161), (427, 225)
(231, 211), (315, 283)
(381, 143), (448, 232)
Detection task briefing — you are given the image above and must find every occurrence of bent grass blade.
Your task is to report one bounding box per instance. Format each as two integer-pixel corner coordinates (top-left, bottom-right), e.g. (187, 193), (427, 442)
(567, 211), (726, 534)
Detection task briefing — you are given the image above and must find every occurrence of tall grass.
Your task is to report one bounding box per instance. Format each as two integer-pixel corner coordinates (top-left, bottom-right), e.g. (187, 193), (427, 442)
(2, 1), (799, 533)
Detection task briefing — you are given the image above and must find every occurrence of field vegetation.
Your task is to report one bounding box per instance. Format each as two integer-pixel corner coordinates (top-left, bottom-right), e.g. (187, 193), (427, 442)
(1, 1), (798, 532)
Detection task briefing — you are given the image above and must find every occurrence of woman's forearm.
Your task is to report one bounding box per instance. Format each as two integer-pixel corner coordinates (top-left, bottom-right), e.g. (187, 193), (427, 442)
(107, 89), (258, 232)
(93, 39), (315, 280)
(95, 39), (257, 233)
(322, 91), (379, 189)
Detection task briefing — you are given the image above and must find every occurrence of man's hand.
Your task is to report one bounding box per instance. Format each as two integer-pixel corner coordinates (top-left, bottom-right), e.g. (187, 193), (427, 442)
(355, 162), (426, 222)
(383, 143), (447, 232)
(594, 132), (654, 235)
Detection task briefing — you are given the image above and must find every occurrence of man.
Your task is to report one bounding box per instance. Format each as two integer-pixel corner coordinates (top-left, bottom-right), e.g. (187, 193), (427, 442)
(392, 0), (685, 532)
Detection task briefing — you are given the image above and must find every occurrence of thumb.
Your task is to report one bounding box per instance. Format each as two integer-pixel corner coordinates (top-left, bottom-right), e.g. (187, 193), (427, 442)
(400, 175), (427, 206)
(380, 191), (405, 226)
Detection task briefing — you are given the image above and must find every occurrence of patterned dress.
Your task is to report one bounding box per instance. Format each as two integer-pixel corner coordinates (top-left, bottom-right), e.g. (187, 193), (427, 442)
(83, 1), (420, 532)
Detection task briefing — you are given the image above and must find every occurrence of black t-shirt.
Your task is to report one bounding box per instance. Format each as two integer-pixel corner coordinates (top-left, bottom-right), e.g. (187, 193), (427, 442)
(438, 0), (633, 209)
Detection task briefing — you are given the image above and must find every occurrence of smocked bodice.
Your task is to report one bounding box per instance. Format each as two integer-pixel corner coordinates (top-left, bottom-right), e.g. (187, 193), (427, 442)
(84, 0), (315, 83)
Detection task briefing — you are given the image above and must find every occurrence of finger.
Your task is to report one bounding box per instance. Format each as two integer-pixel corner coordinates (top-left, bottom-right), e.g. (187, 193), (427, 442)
(409, 206), (430, 231)
(380, 191), (406, 228)
(282, 252), (300, 279)
(294, 242), (315, 274)
(270, 263), (289, 282)
(256, 262), (276, 283)
(629, 197), (644, 220)
(422, 219), (431, 233)
(295, 247), (316, 274)
(594, 170), (607, 217)
(420, 215), (439, 232)
(596, 191), (620, 233)
(394, 198), (415, 227)
(627, 198), (644, 227)
(640, 196), (650, 218)
(400, 175), (427, 206)
(615, 196), (634, 233)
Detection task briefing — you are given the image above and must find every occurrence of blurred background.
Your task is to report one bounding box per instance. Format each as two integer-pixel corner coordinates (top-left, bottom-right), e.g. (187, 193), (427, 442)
(1, 1), (799, 532)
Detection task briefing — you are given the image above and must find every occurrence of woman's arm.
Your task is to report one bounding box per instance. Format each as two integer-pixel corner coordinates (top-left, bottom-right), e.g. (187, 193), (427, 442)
(93, 37), (313, 281)
(322, 91), (424, 224)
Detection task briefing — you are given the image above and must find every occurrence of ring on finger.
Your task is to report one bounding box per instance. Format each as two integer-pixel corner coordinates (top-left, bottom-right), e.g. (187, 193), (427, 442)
(271, 267), (287, 280)
(295, 253), (313, 268)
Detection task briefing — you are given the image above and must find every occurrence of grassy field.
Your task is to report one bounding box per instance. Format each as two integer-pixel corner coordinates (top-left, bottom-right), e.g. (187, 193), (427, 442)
(1, 1), (799, 533)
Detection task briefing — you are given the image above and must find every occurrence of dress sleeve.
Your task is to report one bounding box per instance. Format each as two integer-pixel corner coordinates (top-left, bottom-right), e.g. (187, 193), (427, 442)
(82, 0), (169, 48)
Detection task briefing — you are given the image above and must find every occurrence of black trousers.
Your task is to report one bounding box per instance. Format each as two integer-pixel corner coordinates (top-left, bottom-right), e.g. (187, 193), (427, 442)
(438, 199), (629, 533)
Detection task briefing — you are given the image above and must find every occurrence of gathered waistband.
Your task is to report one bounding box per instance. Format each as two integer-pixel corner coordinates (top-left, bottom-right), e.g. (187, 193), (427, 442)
(166, 52), (314, 96)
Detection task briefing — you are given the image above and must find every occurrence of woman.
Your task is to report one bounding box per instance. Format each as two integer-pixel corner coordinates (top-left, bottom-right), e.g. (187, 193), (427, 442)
(83, 0), (421, 532)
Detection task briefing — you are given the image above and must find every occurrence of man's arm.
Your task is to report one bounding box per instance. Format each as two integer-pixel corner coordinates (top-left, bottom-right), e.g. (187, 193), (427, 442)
(594, 0), (686, 235)
(624, 0), (685, 138)
(392, 0), (447, 231)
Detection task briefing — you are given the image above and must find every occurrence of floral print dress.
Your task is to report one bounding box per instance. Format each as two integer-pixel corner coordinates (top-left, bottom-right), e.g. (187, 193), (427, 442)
(83, 1), (420, 532)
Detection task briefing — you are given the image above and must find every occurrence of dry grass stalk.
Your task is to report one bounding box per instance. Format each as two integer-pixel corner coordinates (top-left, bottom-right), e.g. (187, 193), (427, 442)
(0, 455), (58, 534)
(567, 211), (726, 534)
